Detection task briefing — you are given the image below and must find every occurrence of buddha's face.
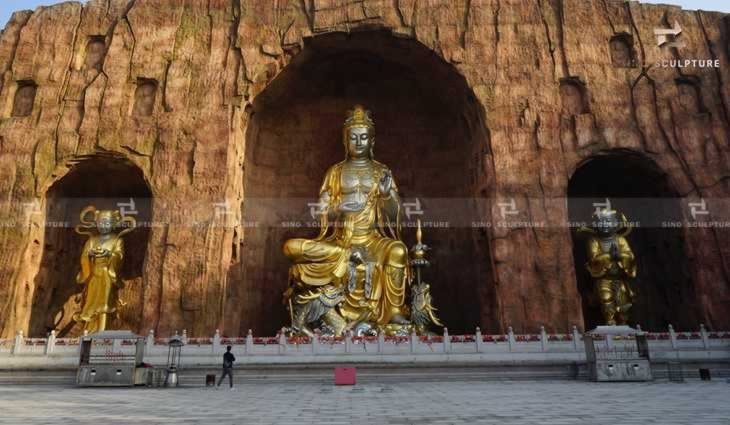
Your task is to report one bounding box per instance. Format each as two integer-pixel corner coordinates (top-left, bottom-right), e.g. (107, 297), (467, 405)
(346, 127), (372, 158)
(594, 213), (619, 236)
(96, 214), (114, 235)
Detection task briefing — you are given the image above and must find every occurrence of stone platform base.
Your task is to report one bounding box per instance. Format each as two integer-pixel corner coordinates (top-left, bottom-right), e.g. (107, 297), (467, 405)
(1, 360), (728, 386)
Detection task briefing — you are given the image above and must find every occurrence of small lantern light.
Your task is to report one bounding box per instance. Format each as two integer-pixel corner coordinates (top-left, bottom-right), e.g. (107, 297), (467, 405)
(165, 336), (185, 387)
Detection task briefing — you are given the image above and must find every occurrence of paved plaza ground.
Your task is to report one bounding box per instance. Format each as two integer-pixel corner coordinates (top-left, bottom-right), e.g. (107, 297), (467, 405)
(0, 380), (728, 424)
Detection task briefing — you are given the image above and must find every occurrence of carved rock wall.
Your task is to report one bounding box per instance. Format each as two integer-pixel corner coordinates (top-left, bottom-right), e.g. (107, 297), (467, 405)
(0, 0), (728, 337)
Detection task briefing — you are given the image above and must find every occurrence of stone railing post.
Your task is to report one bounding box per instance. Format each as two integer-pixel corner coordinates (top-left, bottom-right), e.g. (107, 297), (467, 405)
(700, 324), (709, 349)
(312, 330), (320, 355)
(277, 328), (287, 354)
(475, 327), (483, 353)
(572, 326), (581, 352)
(540, 326), (548, 352)
(603, 327), (615, 350)
(45, 330), (56, 355)
(182, 329), (188, 345)
(409, 329), (417, 353)
(112, 336), (122, 352)
(212, 329), (221, 354)
(11, 330), (24, 355)
(668, 324), (678, 349)
(145, 329), (154, 356)
(507, 327), (515, 352)
(345, 330), (353, 354)
(377, 330), (385, 354)
(245, 329), (253, 355)
(443, 328), (450, 353)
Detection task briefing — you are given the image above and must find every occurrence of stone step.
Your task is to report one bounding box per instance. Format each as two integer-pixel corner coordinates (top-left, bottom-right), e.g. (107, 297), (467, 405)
(1, 361), (727, 385)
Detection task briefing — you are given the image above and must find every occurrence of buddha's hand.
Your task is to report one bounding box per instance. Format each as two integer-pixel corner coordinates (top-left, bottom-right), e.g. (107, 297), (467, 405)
(349, 250), (364, 265)
(358, 299), (377, 315)
(339, 201), (365, 213)
(91, 246), (111, 257)
(379, 171), (392, 195)
(610, 243), (620, 261)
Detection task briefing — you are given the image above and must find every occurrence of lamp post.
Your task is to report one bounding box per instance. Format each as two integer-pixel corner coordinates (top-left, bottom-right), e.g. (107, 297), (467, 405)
(409, 219), (430, 285)
(165, 336), (184, 387)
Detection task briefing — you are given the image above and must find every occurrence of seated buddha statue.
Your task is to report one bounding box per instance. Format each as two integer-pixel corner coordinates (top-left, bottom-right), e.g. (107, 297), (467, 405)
(283, 105), (413, 336)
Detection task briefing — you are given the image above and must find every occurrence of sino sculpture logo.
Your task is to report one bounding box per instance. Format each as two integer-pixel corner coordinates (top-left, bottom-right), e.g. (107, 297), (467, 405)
(654, 21), (720, 69)
(654, 21), (685, 49)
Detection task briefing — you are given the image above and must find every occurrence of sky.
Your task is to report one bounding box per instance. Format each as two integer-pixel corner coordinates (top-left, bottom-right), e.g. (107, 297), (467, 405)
(0, 0), (728, 33)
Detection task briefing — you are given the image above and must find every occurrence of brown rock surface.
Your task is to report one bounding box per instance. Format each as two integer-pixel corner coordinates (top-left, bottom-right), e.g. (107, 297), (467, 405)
(0, 0), (728, 337)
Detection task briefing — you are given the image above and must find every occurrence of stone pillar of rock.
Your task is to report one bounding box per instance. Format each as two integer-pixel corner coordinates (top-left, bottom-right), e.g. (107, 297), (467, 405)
(0, 0), (728, 337)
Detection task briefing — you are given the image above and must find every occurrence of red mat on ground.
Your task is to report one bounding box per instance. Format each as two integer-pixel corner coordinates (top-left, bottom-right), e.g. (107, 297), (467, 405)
(334, 367), (356, 385)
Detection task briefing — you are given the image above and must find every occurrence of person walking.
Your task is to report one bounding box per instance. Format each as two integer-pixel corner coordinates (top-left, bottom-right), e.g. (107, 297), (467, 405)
(217, 345), (236, 390)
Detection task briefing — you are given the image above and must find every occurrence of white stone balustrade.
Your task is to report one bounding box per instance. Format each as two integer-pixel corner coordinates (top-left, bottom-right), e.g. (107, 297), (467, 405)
(0, 325), (728, 370)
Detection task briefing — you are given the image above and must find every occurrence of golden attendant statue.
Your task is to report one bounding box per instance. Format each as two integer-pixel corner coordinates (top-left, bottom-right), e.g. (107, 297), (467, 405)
(74, 206), (135, 333)
(581, 207), (637, 326)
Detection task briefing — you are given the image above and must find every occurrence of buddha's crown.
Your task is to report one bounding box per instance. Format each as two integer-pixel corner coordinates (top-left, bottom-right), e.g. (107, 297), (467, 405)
(344, 104), (374, 131)
(593, 207), (617, 221)
(97, 209), (123, 223)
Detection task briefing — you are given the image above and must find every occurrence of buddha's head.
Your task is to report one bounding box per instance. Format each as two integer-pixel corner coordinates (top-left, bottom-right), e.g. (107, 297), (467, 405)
(343, 105), (375, 159)
(592, 208), (619, 236)
(95, 210), (121, 235)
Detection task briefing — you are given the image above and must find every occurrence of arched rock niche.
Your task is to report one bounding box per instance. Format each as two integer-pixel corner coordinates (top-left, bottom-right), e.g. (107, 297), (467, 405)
(568, 151), (699, 331)
(12, 81), (36, 117)
(84, 36), (106, 71)
(560, 78), (589, 116)
(133, 78), (157, 117)
(29, 156), (152, 337)
(675, 77), (706, 115)
(609, 33), (636, 68)
(229, 31), (494, 336)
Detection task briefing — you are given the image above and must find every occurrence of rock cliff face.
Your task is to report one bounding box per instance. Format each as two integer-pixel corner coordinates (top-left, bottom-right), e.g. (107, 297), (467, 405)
(0, 0), (728, 337)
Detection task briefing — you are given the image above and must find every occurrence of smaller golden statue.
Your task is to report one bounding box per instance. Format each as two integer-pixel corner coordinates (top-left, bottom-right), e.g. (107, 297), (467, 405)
(580, 207), (637, 326)
(74, 206), (136, 334)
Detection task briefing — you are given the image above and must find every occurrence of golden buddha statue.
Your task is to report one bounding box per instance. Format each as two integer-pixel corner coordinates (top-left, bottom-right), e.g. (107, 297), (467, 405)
(74, 206), (135, 334)
(581, 208), (637, 326)
(283, 105), (440, 337)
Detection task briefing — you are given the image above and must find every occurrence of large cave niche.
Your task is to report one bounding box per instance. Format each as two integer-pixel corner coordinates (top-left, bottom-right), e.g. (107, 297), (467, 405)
(232, 31), (493, 336)
(29, 156), (152, 337)
(568, 150), (698, 331)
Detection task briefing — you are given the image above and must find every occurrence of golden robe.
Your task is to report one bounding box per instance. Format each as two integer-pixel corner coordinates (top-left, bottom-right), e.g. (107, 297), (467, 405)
(76, 235), (124, 333)
(586, 235), (636, 324)
(284, 161), (410, 326)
